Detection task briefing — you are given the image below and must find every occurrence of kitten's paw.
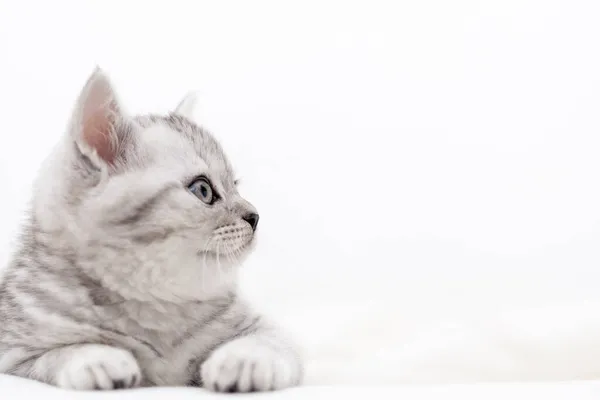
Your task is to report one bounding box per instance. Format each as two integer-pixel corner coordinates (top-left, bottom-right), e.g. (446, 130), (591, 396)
(200, 338), (300, 392)
(56, 344), (142, 390)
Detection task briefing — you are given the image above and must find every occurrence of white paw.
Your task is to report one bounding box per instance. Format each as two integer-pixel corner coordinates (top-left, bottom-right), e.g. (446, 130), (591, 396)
(201, 338), (300, 392)
(56, 344), (142, 390)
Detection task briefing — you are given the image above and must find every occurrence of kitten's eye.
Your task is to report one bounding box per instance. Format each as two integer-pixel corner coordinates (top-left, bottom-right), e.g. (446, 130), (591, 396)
(188, 177), (215, 204)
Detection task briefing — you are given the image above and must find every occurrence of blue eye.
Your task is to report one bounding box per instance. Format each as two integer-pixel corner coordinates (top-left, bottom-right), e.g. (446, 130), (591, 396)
(188, 177), (215, 204)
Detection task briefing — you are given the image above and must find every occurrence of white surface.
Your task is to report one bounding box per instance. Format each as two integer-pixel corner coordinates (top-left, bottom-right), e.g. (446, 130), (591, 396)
(2, 0), (600, 397)
(0, 374), (599, 400)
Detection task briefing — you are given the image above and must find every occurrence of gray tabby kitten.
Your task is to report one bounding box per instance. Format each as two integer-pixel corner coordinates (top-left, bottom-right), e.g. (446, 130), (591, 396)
(0, 68), (303, 392)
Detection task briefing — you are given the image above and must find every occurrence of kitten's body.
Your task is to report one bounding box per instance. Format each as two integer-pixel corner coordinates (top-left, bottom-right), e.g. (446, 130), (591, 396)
(0, 70), (302, 391)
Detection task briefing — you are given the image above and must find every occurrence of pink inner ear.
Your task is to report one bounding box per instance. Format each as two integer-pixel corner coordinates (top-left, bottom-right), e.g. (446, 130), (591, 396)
(81, 76), (119, 164)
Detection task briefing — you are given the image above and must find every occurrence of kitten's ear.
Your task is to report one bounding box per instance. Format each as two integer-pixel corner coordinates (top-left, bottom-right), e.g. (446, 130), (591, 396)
(70, 67), (132, 167)
(174, 91), (199, 121)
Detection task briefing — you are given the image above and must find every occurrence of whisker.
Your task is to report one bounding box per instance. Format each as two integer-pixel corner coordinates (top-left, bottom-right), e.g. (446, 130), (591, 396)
(201, 235), (214, 295)
(233, 236), (244, 262)
(215, 239), (222, 281)
(224, 239), (237, 265)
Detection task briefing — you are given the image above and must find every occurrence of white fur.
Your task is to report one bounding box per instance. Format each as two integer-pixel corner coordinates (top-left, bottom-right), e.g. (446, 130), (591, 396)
(53, 345), (141, 390)
(202, 336), (298, 391)
(0, 68), (302, 392)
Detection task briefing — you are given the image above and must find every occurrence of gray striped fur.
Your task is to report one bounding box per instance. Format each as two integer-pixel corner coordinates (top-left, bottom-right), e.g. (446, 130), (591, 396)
(0, 69), (302, 391)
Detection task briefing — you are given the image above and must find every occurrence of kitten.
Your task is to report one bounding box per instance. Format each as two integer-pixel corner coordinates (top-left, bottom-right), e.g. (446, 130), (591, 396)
(0, 68), (303, 391)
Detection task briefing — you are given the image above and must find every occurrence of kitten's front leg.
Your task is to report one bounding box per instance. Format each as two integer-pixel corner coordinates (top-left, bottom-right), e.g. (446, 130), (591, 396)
(19, 344), (142, 390)
(199, 323), (303, 392)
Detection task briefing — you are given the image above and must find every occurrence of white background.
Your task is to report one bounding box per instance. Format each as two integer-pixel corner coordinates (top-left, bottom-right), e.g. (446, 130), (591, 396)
(1, 0), (600, 380)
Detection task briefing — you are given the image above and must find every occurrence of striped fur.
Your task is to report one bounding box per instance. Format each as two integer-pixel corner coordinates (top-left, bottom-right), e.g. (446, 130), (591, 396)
(0, 69), (302, 391)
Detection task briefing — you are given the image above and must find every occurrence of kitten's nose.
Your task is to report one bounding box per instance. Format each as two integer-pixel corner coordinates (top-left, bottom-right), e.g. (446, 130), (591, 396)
(242, 213), (259, 232)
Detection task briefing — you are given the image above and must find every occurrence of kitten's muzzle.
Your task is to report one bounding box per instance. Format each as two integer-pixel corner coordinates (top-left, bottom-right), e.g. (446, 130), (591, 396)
(242, 213), (259, 232)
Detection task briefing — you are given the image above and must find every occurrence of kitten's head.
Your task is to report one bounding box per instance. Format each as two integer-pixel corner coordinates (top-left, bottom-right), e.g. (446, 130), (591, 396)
(33, 68), (258, 302)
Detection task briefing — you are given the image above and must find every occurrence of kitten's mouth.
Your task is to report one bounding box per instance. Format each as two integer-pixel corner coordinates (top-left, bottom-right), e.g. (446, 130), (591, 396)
(197, 241), (253, 259)
(197, 232), (256, 261)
